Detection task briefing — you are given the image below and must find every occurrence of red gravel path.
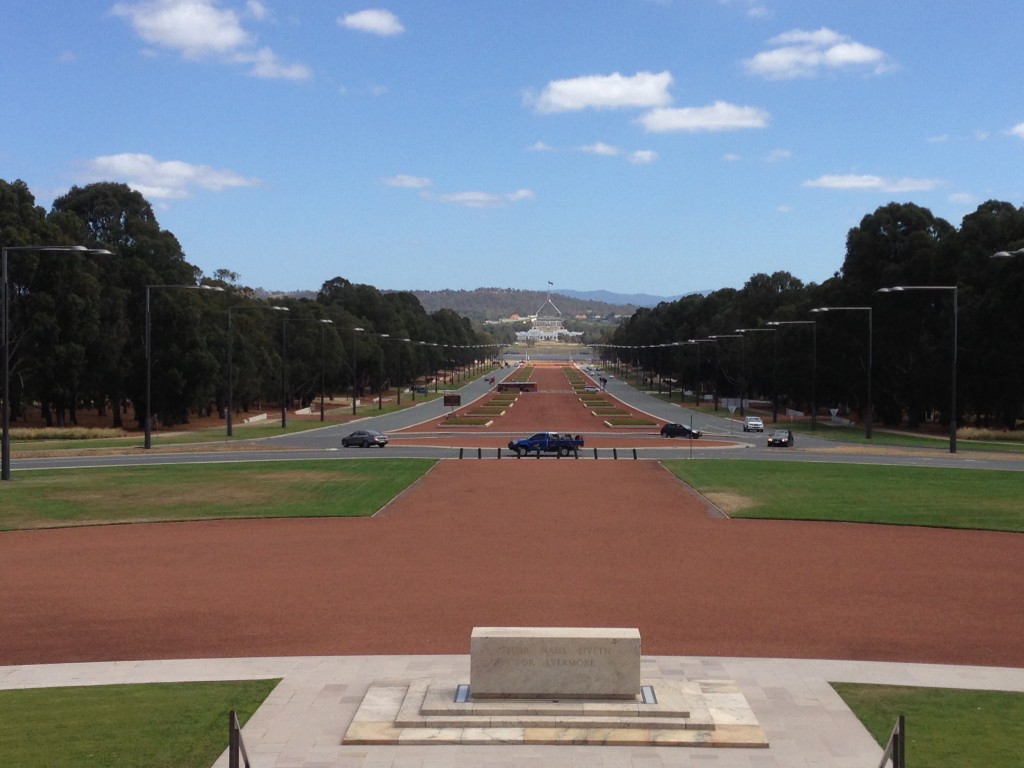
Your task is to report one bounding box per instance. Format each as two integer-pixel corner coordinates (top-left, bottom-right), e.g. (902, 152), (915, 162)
(1, 364), (1022, 668)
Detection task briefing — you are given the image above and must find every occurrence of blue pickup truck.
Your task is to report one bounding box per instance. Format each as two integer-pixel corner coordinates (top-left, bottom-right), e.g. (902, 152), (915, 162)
(507, 432), (585, 457)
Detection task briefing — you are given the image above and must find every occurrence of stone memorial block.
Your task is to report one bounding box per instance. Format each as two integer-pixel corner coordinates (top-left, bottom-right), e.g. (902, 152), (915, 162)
(470, 626), (641, 699)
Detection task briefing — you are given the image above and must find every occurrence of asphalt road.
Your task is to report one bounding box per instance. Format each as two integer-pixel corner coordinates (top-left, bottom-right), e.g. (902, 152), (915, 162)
(10, 357), (1024, 473)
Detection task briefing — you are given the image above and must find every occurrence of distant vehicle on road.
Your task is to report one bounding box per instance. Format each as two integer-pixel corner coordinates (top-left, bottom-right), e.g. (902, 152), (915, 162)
(507, 432), (584, 457)
(342, 429), (389, 448)
(660, 423), (702, 439)
(743, 416), (765, 432)
(767, 429), (794, 447)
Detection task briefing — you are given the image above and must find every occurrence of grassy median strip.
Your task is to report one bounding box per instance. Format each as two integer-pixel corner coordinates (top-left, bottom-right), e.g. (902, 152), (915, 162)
(833, 683), (1024, 768)
(663, 460), (1024, 532)
(0, 459), (434, 531)
(0, 679), (279, 768)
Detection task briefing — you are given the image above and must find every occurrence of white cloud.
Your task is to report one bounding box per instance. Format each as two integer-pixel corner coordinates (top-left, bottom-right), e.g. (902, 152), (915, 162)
(81, 152), (261, 199)
(111, 0), (310, 80)
(1011, 123), (1024, 139)
(765, 148), (792, 163)
(629, 150), (658, 164)
(723, 153), (742, 162)
(245, 0), (269, 20)
(527, 141), (555, 152)
(531, 71), (673, 113)
(422, 189), (534, 209)
(579, 142), (621, 156)
(339, 9), (405, 36)
(744, 27), (890, 80)
(638, 101), (770, 133)
(235, 47), (311, 80)
(803, 174), (941, 193)
(383, 174), (432, 188)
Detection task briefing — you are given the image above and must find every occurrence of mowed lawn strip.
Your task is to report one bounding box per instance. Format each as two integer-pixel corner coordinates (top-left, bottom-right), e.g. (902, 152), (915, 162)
(664, 460), (1024, 532)
(0, 459), (434, 530)
(0, 679), (280, 768)
(833, 684), (1024, 768)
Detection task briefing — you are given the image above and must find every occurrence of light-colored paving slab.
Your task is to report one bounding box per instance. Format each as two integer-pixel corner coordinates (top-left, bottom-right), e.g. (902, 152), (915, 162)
(3, 655), (1024, 767)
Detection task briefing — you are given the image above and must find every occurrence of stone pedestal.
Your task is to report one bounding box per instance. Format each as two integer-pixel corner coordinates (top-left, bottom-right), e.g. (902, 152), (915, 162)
(470, 627), (641, 700)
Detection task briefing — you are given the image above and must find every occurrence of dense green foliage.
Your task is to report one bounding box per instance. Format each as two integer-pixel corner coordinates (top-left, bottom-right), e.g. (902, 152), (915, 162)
(1, 178), (497, 430)
(0, 679), (278, 768)
(604, 200), (1024, 430)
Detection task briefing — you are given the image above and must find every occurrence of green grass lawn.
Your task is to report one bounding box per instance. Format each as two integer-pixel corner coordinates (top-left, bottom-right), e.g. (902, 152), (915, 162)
(834, 684), (1024, 768)
(0, 459), (434, 531)
(663, 460), (1024, 531)
(0, 679), (279, 768)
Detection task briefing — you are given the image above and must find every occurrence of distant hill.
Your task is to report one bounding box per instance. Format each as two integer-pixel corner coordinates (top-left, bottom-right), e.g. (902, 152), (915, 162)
(555, 289), (685, 306)
(403, 288), (648, 321)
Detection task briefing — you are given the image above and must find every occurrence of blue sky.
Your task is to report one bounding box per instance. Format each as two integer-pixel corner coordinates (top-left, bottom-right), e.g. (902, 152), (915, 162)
(2, 1), (1023, 296)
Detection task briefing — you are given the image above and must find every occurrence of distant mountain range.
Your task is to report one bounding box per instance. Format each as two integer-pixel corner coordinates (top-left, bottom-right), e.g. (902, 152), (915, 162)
(403, 287), (691, 322)
(554, 289), (685, 307)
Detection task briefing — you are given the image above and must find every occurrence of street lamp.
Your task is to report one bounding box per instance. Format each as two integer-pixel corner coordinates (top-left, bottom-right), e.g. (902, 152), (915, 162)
(378, 333), (389, 409)
(877, 285), (958, 453)
(709, 334), (743, 417)
(351, 327), (364, 415)
(766, 320), (817, 430)
(811, 306), (873, 439)
(318, 319), (334, 421)
(226, 304), (288, 437)
(2, 244), (111, 480)
(686, 339), (714, 408)
(145, 283), (224, 449)
(395, 338), (410, 405)
(736, 328), (778, 423)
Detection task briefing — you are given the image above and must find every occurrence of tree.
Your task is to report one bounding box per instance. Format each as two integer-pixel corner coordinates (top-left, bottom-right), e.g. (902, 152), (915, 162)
(51, 183), (204, 428)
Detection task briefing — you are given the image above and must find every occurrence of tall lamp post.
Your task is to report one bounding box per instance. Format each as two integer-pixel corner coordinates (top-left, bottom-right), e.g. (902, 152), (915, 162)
(395, 338), (410, 405)
(766, 319), (817, 430)
(709, 334), (744, 417)
(318, 319), (334, 421)
(811, 306), (872, 438)
(736, 327), (778, 422)
(2, 244), (111, 480)
(350, 327), (364, 415)
(145, 283), (224, 449)
(226, 304), (288, 437)
(878, 286), (958, 453)
(378, 333), (389, 409)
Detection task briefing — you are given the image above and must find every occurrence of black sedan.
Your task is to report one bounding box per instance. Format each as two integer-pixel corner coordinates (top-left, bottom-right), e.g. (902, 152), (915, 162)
(767, 429), (794, 447)
(341, 429), (389, 448)
(660, 423), (702, 439)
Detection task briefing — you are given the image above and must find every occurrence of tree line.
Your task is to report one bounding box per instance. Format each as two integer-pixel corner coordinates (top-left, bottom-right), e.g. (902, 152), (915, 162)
(603, 200), (1024, 431)
(1, 179), (498, 430)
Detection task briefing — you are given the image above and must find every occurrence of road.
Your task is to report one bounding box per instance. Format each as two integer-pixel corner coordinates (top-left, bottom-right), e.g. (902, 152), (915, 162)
(9, 357), (1023, 473)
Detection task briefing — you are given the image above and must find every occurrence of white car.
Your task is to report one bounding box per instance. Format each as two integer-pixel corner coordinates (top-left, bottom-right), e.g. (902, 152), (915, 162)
(743, 416), (764, 432)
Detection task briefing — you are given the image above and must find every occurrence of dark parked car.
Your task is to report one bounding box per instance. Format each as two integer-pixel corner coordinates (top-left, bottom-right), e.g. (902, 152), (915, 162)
(767, 429), (794, 447)
(660, 423), (703, 439)
(342, 429), (389, 448)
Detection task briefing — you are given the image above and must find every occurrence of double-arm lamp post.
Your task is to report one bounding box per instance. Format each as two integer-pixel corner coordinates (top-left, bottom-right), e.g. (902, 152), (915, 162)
(2, 244), (111, 480)
(145, 284), (225, 449)
(766, 320), (817, 430)
(810, 306), (873, 439)
(709, 334), (744, 417)
(350, 327), (364, 415)
(736, 328), (777, 422)
(226, 304), (289, 437)
(877, 286), (957, 453)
